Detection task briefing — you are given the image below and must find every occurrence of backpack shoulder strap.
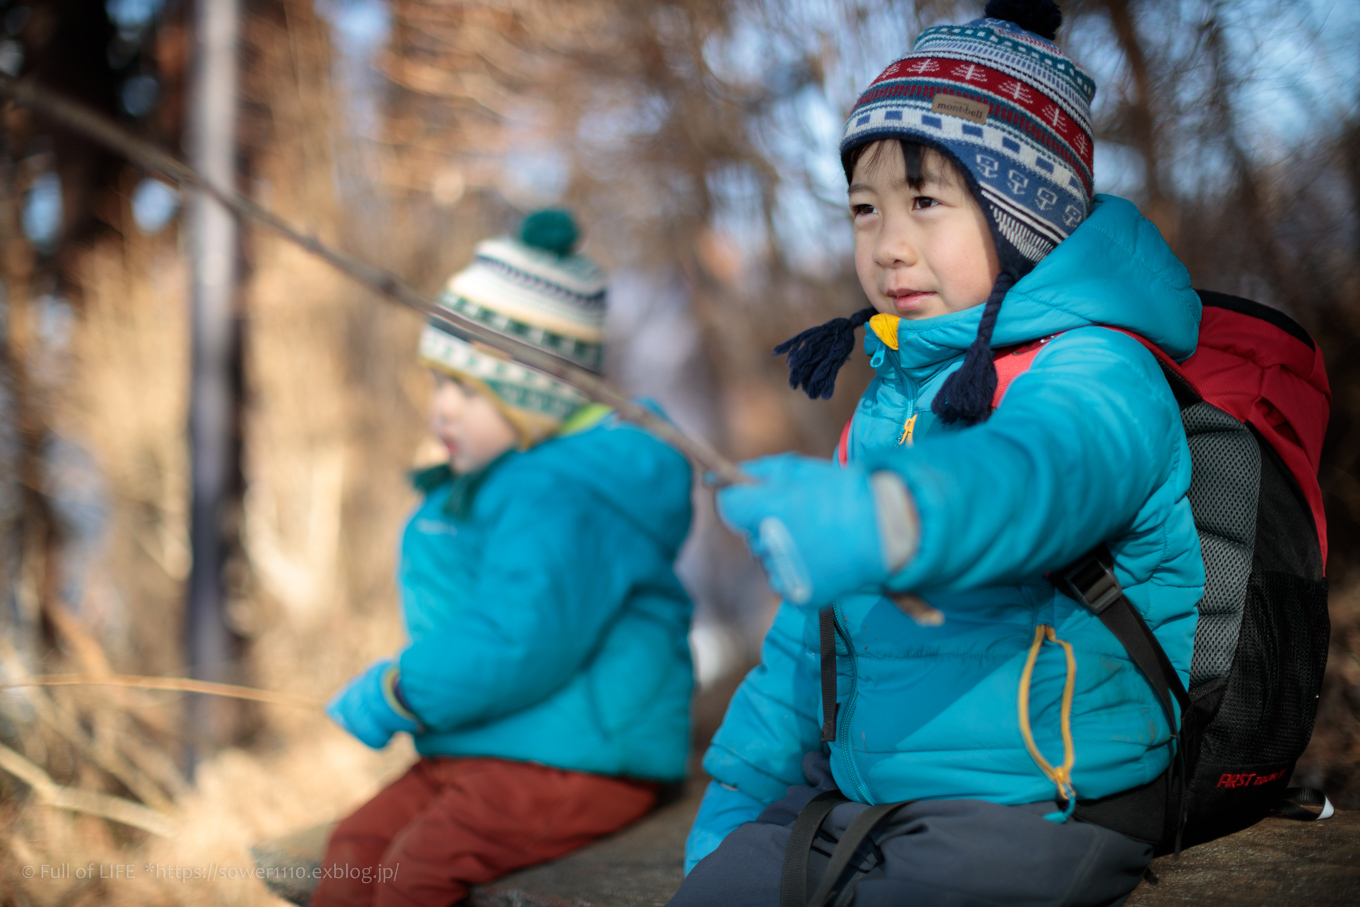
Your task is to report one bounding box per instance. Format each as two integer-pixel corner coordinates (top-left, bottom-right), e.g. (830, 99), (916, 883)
(992, 336), (1058, 408)
(994, 328), (1198, 409)
(838, 332), (1065, 465)
(1054, 544), (1192, 852)
(842, 327), (1180, 462)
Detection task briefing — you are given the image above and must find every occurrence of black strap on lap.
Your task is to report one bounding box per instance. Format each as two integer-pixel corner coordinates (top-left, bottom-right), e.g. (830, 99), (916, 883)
(819, 608), (838, 743)
(805, 801), (909, 907)
(781, 790), (910, 907)
(780, 790), (849, 907)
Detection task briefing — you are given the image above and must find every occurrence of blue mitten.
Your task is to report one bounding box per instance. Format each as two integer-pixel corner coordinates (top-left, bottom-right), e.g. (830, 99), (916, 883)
(326, 658), (421, 749)
(716, 454), (892, 607)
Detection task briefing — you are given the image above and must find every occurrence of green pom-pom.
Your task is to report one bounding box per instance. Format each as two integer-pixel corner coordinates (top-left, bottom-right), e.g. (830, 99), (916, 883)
(519, 209), (579, 256)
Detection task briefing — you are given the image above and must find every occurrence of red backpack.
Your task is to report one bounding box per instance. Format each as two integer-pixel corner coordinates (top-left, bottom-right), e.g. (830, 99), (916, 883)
(836, 289), (1333, 852)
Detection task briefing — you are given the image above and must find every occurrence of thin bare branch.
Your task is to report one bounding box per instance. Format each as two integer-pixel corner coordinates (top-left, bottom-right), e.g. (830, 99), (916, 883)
(0, 74), (749, 486)
(0, 636), (175, 812)
(1, 675), (323, 709)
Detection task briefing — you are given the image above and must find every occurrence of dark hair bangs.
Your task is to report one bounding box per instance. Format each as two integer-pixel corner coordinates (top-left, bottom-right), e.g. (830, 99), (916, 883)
(842, 138), (971, 193)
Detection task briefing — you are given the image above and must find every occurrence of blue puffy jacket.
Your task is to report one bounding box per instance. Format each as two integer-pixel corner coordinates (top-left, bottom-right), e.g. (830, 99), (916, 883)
(395, 410), (695, 782)
(688, 196), (1205, 868)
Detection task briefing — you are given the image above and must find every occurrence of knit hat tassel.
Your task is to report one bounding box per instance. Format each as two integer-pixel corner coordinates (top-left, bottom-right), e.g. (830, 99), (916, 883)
(931, 272), (1018, 426)
(774, 307), (876, 400)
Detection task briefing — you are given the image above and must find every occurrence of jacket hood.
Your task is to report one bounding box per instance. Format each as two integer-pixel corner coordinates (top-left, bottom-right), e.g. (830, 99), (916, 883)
(872, 195), (1201, 372)
(512, 410), (693, 556)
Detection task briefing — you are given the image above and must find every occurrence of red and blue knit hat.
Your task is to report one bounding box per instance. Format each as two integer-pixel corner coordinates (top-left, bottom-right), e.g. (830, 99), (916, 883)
(841, 0), (1094, 271)
(778, 0), (1095, 425)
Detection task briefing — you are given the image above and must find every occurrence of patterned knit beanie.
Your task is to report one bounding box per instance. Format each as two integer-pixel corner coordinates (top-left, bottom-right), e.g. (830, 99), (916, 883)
(419, 209), (606, 445)
(777, 0), (1096, 426)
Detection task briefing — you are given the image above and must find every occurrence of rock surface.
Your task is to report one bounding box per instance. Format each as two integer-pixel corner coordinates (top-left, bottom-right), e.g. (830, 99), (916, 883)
(1129, 811), (1360, 906)
(251, 796), (698, 907)
(469, 796), (699, 907)
(254, 801), (1358, 906)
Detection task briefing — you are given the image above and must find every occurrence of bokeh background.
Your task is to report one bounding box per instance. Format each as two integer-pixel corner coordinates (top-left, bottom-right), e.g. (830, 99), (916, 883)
(1, 0), (1358, 903)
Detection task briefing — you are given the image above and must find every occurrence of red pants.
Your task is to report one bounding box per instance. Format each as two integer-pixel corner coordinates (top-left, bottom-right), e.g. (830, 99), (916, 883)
(313, 757), (658, 907)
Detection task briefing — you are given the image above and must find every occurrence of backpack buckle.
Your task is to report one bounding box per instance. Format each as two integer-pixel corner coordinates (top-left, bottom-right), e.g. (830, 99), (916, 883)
(1054, 545), (1122, 614)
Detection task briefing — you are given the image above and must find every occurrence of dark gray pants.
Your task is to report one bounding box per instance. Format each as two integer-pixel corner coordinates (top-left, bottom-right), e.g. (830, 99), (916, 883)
(670, 754), (1152, 907)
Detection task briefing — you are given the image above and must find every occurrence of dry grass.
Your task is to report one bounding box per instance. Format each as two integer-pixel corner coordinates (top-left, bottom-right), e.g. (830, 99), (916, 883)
(1, 709), (412, 906)
(0, 11), (449, 901)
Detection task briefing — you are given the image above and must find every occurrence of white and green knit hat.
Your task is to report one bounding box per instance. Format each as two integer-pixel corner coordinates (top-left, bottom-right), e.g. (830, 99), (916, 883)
(419, 209), (607, 445)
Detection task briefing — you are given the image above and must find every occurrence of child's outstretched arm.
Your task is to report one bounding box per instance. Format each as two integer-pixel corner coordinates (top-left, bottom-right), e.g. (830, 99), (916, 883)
(720, 328), (1194, 603)
(873, 328), (1192, 593)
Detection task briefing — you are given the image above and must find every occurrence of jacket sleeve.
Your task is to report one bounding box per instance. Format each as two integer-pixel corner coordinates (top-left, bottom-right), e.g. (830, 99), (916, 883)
(701, 600), (823, 804)
(868, 327), (1187, 593)
(396, 470), (646, 731)
(684, 780), (767, 874)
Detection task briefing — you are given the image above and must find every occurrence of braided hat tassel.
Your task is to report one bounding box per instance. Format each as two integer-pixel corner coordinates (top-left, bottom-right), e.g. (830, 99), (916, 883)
(931, 271), (1017, 426)
(774, 307), (876, 400)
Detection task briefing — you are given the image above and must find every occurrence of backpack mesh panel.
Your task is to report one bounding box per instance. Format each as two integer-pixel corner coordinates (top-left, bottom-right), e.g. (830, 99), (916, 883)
(1198, 434), (1330, 764)
(1181, 429), (1330, 848)
(1200, 571), (1329, 765)
(1183, 402), (1260, 687)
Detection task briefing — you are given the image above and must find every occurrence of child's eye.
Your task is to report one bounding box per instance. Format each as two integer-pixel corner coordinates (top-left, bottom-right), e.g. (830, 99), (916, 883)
(850, 203), (876, 217)
(913, 196), (940, 210)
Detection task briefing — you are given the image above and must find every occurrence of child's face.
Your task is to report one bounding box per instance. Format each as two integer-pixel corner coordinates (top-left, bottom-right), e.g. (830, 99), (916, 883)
(429, 373), (519, 474)
(849, 141), (1000, 320)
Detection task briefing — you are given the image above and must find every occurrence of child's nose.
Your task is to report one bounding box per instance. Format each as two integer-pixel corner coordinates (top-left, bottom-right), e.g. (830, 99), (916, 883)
(874, 224), (916, 268)
(433, 383), (467, 422)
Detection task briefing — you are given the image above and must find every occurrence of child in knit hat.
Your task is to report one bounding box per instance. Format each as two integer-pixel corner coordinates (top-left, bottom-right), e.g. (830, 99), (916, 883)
(671, 1), (1204, 904)
(317, 211), (696, 907)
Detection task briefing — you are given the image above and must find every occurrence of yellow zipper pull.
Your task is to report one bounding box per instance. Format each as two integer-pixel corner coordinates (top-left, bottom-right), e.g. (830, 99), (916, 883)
(897, 414), (917, 447)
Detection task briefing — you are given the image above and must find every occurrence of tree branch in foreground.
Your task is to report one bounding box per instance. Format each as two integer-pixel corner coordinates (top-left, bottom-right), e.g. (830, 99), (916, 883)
(0, 74), (747, 487)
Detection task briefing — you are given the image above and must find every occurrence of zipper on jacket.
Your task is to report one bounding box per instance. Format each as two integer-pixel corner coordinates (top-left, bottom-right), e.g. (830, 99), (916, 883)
(897, 414), (918, 447)
(832, 602), (874, 804)
(895, 373), (918, 447)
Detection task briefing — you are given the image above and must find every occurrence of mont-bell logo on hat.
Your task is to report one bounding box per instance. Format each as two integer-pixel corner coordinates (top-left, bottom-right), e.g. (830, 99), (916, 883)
(930, 93), (990, 125)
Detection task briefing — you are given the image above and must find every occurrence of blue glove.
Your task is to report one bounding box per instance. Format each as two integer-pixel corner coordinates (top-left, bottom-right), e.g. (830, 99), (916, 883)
(716, 454), (890, 608)
(326, 659), (421, 749)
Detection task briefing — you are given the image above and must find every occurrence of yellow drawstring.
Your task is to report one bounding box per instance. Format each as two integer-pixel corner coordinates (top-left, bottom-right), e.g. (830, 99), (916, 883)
(897, 414), (917, 447)
(1018, 625), (1078, 815)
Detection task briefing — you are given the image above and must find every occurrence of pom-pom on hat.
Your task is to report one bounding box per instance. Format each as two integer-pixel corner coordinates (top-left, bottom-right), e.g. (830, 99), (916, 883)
(779, 0), (1095, 425)
(419, 208), (607, 445)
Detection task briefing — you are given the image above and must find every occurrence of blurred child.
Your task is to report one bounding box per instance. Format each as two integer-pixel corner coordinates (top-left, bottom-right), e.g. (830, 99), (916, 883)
(317, 210), (695, 907)
(672, 1), (1204, 904)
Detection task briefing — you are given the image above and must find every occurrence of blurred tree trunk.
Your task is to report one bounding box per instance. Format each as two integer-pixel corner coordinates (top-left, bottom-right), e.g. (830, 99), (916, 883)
(184, 0), (245, 768)
(0, 124), (42, 679)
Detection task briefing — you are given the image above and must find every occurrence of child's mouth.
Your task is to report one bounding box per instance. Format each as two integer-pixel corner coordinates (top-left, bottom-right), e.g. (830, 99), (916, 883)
(890, 291), (935, 314)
